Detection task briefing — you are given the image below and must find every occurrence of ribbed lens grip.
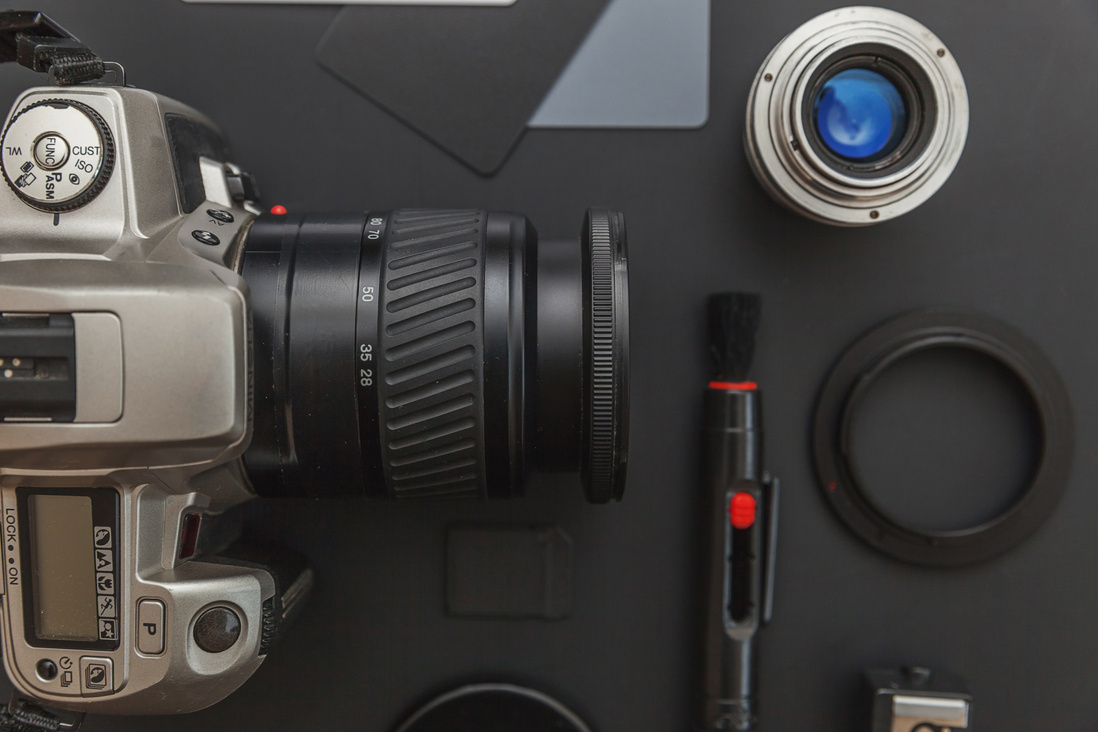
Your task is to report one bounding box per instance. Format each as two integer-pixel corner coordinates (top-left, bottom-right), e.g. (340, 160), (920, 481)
(377, 210), (488, 499)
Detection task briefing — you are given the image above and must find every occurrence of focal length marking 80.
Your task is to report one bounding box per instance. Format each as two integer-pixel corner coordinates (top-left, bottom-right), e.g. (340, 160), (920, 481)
(355, 213), (387, 496)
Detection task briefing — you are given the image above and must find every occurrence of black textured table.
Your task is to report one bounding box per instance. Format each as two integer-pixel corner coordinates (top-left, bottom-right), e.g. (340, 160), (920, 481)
(2, 2), (1097, 730)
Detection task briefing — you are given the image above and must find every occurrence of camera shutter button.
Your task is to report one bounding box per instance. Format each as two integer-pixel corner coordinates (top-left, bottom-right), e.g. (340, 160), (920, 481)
(193, 607), (241, 653)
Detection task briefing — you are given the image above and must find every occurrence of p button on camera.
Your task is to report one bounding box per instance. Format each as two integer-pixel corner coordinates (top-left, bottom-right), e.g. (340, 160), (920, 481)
(193, 607), (241, 653)
(137, 599), (166, 655)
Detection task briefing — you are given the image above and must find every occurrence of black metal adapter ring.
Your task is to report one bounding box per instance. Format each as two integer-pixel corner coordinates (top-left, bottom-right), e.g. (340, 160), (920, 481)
(813, 310), (1074, 567)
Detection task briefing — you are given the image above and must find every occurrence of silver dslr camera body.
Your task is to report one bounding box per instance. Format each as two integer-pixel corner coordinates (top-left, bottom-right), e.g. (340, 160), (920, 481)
(0, 9), (631, 720)
(0, 21), (310, 715)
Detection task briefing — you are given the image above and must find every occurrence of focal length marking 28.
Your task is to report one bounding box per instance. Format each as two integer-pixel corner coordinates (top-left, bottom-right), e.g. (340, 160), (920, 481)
(356, 213), (387, 494)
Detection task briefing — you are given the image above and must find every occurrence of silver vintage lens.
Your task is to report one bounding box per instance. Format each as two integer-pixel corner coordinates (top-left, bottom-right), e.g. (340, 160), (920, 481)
(745, 7), (968, 226)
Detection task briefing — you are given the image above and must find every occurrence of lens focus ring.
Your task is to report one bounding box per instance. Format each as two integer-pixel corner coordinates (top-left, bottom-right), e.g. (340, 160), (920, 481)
(376, 210), (489, 499)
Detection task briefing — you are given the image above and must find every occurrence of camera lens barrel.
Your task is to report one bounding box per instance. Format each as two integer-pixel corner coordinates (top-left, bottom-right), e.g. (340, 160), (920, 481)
(745, 7), (968, 226)
(241, 209), (628, 503)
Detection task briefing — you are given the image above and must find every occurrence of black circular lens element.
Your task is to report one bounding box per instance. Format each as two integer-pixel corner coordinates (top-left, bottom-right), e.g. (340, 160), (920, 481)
(800, 47), (936, 179)
(814, 68), (908, 161)
(241, 209), (629, 503)
(813, 310), (1074, 567)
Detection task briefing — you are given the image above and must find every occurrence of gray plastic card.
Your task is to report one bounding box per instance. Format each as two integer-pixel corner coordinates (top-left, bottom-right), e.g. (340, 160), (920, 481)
(528, 0), (710, 128)
(316, 0), (611, 174)
(447, 525), (574, 620)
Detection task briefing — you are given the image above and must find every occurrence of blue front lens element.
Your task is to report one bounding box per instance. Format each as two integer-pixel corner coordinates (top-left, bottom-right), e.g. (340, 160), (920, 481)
(814, 69), (908, 161)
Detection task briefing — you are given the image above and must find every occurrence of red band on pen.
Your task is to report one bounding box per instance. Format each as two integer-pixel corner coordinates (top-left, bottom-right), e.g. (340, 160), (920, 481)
(709, 381), (758, 391)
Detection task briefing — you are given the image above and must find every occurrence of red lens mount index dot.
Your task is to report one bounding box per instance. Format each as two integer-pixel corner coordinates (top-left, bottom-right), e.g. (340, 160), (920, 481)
(270, 205), (287, 215)
(730, 492), (757, 529)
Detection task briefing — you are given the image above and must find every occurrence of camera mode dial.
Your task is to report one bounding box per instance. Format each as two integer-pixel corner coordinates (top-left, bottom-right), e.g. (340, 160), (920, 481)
(1, 99), (115, 213)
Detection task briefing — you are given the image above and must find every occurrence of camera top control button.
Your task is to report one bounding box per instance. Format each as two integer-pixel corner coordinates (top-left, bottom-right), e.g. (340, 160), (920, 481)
(193, 607), (241, 654)
(35, 658), (58, 681)
(32, 133), (70, 170)
(137, 599), (166, 655)
(78, 656), (113, 696)
(206, 208), (234, 224)
(192, 230), (220, 247)
(0, 99), (115, 212)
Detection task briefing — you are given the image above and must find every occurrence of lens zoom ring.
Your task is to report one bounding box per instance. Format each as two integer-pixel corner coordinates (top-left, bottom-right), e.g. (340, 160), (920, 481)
(377, 210), (487, 499)
(586, 211), (619, 500)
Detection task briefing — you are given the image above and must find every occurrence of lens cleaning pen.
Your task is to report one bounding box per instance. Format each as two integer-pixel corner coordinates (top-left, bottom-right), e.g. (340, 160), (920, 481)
(699, 293), (779, 732)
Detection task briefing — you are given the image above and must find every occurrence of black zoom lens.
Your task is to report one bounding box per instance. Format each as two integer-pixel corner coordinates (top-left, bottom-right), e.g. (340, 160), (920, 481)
(241, 209), (629, 503)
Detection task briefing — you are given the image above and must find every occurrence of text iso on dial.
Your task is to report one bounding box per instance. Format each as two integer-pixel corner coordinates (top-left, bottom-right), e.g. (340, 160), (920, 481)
(0, 99), (115, 212)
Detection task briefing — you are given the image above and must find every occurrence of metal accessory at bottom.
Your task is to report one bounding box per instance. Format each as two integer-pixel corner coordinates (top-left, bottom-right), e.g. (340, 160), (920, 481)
(865, 667), (971, 732)
(813, 309), (1074, 566)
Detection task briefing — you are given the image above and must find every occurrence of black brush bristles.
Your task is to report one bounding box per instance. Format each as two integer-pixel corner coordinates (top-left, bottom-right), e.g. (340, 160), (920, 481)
(708, 292), (761, 383)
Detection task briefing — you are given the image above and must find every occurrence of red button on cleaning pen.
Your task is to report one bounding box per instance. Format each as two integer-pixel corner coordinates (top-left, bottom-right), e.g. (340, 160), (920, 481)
(730, 492), (757, 530)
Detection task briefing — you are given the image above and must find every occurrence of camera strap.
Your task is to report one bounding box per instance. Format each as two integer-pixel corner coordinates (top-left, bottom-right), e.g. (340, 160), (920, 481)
(0, 10), (104, 85)
(0, 696), (83, 732)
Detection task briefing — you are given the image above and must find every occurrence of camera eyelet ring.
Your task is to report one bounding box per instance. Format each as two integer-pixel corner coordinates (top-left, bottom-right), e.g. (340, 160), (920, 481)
(745, 6), (969, 225)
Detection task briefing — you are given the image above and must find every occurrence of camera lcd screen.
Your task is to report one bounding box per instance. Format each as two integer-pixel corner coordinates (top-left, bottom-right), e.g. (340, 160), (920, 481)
(28, 494), (99, 642)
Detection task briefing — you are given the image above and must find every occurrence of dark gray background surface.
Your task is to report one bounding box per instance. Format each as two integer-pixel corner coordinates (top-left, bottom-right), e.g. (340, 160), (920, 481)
(316, 0), (611, 173)
(2, 1), (1097, 730)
